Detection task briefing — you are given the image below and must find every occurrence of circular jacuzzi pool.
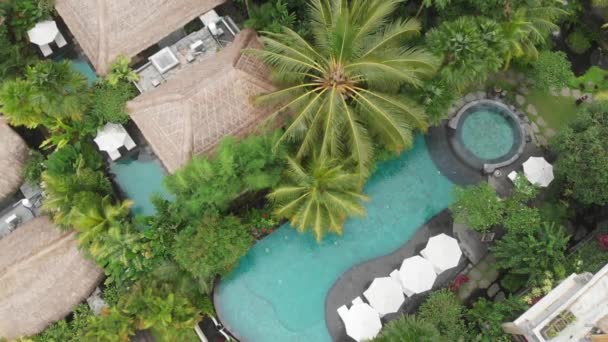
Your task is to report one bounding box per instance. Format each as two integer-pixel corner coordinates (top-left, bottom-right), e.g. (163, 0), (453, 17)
(448, 99), (526, 173)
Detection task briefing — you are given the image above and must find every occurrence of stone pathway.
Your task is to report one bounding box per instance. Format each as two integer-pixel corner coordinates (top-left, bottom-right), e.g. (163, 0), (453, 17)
(457, 253), (500, 300)
(492, 71), (595, 148)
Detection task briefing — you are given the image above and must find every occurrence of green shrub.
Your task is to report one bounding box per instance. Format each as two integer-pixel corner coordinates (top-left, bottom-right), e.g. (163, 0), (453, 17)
(566, 30), (592, 54)
(372, 315), (440, 342)
(530, 51), (575, 91)
(466, 297), (527, 341)
(32, 304), (92, 342)
(450, 183), (504, 232)
(171, 213), (253, 294)
(23, 150), (45, 185)
(418, 290), (467, 341)
(88, 82), (135, 126)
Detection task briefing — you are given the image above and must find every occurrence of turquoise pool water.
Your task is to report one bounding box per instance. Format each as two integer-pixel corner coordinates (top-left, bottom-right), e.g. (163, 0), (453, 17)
(110, 159), (172, 216)
(216, 136), (454, 342)
(70, 60), (97, 85)
(460, 110), (516, 160)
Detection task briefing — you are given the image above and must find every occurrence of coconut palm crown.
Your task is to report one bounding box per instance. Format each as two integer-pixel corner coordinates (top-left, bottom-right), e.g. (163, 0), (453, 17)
(269, 156), (368, 241)
(251, 0), (438, 177)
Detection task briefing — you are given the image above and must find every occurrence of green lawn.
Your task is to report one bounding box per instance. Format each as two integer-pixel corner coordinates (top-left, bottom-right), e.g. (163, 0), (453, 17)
(525, 89), (579, 133)
(568, 66), (608, 93)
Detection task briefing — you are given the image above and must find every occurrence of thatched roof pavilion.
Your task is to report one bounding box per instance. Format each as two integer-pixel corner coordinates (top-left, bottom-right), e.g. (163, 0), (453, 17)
(128, 29), (275, 173)
(0, 118), (28, 203)
(0, 216), (103, 339)
(55, 0), (227, 74)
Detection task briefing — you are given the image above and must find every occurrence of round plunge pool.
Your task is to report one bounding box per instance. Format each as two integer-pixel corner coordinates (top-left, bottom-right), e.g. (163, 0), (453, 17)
(449, 99), (526, 173)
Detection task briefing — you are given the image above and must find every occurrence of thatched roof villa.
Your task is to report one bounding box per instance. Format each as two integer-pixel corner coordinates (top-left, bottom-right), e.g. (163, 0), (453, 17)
(55, 0), (227, 74)
(127, 29), (274, 173)
(0, 216), (103, 339)
(0, 118), (29, 203)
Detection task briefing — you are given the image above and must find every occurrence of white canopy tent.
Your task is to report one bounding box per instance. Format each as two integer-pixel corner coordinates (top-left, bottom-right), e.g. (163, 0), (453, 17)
(523, 156), (554, 187)
(343, 303), (382, 342)
(363, 277), (404, 317)
(421, 233), (462, 274)
(27, 20), (59, 45)
(398, 256), (437, 296)
(94, 123), (136, 160)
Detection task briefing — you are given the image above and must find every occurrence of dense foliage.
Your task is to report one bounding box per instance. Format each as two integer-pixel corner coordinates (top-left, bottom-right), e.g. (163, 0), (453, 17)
(172, 213), (253, 293)
(371, 315), (440, 342)
(164, 131), (286, 217)
(418, 290), (467, 341)
(529, 51), (575, 91)
(465, 297), (528, 342)
(450, 183), (504, 232)
(492, 222), (570, 285)
(553, 101), (608, 205)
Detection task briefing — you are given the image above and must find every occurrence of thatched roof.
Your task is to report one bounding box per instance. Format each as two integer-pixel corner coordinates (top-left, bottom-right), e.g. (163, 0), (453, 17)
(128, 29), (275, 173)
(0, 216), (103, 340)
(55, 0), (227, 74)
(0, 118), (28, 202)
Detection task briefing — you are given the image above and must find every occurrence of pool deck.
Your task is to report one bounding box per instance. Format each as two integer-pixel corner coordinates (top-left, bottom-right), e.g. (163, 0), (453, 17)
(324, 210), (469, 341)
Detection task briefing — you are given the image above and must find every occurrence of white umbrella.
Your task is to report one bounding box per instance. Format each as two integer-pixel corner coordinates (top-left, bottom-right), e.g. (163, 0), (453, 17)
(94, 123), (135, 152)
(399, 256), (437, 296)
(27, 20), (59, 45)
(363, 277), (404, 316)
(343, 303), (382, 342)
(523, 156), (554, 187)
(421, 233), (462, 274)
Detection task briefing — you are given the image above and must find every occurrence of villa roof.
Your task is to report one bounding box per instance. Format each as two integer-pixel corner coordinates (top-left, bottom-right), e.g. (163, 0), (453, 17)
(0, 118), (28, 203)
(0, 216), (103, 339)
(54, 0), (227, 74)
(127, 29), (275, 173)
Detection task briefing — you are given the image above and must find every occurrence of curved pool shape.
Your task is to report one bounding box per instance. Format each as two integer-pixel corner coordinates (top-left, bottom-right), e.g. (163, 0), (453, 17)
(459, 109), (515, 160)
(215, 136), (454, 342)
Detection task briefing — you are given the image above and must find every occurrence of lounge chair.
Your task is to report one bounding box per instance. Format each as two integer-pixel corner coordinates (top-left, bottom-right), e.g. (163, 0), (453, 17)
(124, 135), (136, 151)
(39, 44), (52, 57)
(107, 149), (121, 161)
(55, 32), (67, 48)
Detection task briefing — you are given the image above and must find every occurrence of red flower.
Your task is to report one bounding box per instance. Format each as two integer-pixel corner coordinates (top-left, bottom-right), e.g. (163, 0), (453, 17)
(262, 213), (268, 219)
(599, 234), (608, 250)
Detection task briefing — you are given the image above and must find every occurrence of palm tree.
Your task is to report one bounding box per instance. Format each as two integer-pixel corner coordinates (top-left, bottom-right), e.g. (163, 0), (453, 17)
(70, 194), (132, 247)
(268, 156), (368, 241)
(500, 4), (567, 67)
(251, 0), (438, 177)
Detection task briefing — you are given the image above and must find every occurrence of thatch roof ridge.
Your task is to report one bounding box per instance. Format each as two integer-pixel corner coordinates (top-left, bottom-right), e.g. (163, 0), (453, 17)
(0, 216), (103, 340)
(127, 29), (275, 173)
(0, 117), (28, 203)
(55, 0), (227, 74)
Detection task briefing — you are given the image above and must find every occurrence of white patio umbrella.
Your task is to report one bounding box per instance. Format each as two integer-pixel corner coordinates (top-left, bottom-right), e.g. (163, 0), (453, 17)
(421, 233), (462, 274)
(399, 256), (437, 296)
(523, 156), (554, 187)
(343, 303), (382, 342)
(363, 277), (404, 316)
(27, 20), (59, 45)
(94, 123), (135, 151)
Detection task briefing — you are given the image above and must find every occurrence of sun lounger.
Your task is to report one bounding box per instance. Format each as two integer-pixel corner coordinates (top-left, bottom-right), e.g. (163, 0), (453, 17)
(124, 135), (136, 150)
(55, 32), (67, 48)
(39, 44), (52, 57)
(107, 149), (121, 161)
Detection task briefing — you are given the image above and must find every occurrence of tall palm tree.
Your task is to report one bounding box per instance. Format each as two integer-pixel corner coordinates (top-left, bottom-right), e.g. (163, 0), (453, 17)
(268, 156), (368, 241)
(70, 194), (132, 247)
(251, 0), (438, 177)
(500, 3), (567, 67)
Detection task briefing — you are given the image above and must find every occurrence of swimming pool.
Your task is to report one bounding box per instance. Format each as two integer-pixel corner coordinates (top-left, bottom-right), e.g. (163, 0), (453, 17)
(110, 157), (172, 217)
(70, 59), (97, 85)
(459, 105), (516, 160)
(215, 136), (454, 342)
